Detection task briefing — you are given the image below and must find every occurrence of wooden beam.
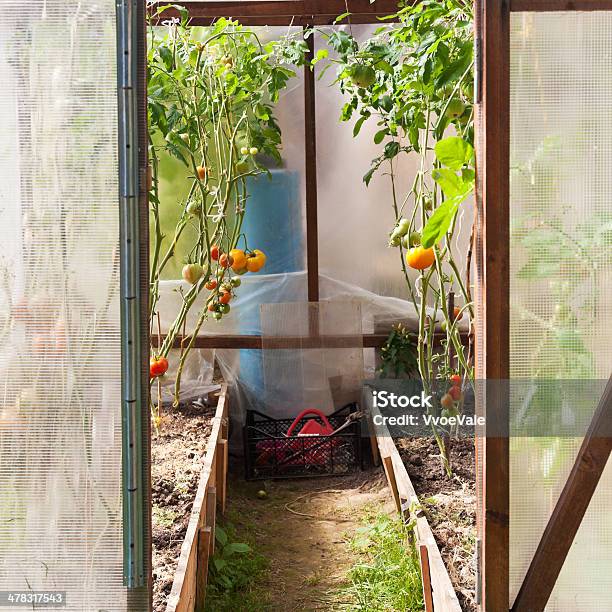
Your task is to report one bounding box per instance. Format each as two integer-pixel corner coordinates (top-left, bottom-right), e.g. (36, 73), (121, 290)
(509, 0), (612, 10)
(511, 376), (612, 612)
(475, 0), (510, 609)
(152, 331), (468, 350)
(148, 0), (403, 26)
(419, 544), (434, 612)
(304, 30), (319, 303)
(153, 333), (386, 349)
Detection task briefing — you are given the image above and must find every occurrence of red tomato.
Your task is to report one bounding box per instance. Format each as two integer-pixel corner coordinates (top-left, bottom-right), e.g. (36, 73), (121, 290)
(219, 291), (232, 305)
(450, 374), (462, 386)
(211, 245), (220, 261)
(219, 253), (233, 269)
(205, 279), (218, 290)
(448, 385), (462, 401)
(150, 356), (169, 378)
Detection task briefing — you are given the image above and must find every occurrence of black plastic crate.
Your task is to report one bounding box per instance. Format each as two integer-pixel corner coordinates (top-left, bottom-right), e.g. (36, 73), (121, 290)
(243, 403), (363, 480)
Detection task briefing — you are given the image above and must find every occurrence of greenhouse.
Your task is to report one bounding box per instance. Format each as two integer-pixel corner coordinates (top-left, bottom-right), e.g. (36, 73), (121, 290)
(0, 1), (611, 611)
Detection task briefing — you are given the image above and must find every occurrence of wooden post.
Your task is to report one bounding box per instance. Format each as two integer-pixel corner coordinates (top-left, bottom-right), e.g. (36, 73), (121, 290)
(304, 28), (319, 303)
(205, 486), (217, 557)
(475, 0), (510, 608)
(216, 439), (228, 514)
(382, 455), (401, 513)
(419, 544), (434, 612)
(195, 526), (212, 612)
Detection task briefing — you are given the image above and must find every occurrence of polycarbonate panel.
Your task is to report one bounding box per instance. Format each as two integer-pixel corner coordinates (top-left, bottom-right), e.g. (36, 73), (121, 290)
(0, 2), (147, 610)
(510, 12), (612, 609)
(315, 25), (474, 300)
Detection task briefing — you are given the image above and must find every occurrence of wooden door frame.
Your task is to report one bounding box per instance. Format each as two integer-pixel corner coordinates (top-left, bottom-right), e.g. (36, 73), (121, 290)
(478, 1), (612, 610)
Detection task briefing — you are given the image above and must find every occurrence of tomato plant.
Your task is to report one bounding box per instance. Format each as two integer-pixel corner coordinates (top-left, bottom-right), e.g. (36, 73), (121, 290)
(317, 0), (476, 474)
(148, 7), (301, 408)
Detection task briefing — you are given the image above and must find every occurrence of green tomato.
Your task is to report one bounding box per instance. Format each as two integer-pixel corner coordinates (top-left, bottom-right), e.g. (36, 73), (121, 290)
(212, 311), (223, 321)
(408, 231), (421, 247)
(423, 197), (434, 212)
(219, 303), (231, 315)
(249, 146), (259, 156)
(349, 64), (376, 88)
(396, 218), (410, 237)
(240, 146), (249, 155)
(445, 98), (466, 119)
(389, 235), (401, 247)
(231, 276), (242, 288)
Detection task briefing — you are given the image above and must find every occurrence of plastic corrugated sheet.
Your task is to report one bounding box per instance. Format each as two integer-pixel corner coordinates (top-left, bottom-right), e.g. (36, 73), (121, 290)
(0, 2), (148, 609)
(510, 12), (612, 610)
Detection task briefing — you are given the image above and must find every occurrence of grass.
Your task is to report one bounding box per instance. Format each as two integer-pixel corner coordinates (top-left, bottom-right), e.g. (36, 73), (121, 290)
(333, 510), (424, 612)
(204, 518), (271, 612)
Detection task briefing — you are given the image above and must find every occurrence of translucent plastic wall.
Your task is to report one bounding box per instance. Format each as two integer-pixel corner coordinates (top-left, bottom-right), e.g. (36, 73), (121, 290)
(0, 2), (148, 609)
(316, 25), (474, 300)
(510, 12), (612, 608)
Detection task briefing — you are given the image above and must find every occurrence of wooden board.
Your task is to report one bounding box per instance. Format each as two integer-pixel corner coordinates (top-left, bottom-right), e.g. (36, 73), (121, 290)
(370, 403), (462, 612)
(475, 0), (510, 608)
(147, 0), (404, 25)
(166, 385), (229, 612)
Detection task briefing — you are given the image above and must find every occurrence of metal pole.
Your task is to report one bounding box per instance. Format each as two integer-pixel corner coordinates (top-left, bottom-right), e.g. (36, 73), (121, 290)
(116, 0), (145, 588)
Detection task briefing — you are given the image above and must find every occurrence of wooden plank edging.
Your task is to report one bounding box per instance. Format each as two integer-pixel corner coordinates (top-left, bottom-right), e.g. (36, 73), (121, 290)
(166, 385), (229, 612)
(370, 403), (462, 612)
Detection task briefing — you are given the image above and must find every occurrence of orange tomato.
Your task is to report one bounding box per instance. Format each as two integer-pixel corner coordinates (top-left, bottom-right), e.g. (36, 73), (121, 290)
(196, 165), (207, 181)
(453, 306), (463, 321)
(150, 356), (169, 378)
(406, 246), (435, 270)
(229, 249), (247, 272)
(205, 279), (218, 290)
(440, 393), (454, 409)
(219, 291), (232, 305)
(246, 249), (267, 273)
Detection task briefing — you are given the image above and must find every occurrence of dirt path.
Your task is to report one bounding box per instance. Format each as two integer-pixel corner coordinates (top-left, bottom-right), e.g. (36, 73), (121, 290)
(226, 468), (394, 612)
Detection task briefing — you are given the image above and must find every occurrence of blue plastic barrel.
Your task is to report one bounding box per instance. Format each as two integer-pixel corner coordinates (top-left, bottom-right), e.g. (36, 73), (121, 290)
(238, 169), (305, 406)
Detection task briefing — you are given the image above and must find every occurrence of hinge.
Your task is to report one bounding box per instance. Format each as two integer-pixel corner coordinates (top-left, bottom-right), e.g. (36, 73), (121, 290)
(475, 537), (482, 605)
(474, 34), (482, 105)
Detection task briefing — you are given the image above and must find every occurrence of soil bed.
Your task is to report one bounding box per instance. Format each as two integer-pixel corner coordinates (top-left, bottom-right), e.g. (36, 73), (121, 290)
(151, 400), (216, 611)
(397, 437), (477, 612)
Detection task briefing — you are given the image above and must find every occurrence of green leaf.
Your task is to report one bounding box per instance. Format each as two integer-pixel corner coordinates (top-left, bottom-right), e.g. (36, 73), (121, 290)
(223, 542), (252, 556)
(215, 526), (228, 546)
(353, 115), (367, 137)
(421, 198), (460, 248)
(432, 168), (464, 198)
(363, 167), (376, 186)
(311, 48), (329, 65)
(374, 129), (388, 144)
(334, 11), (352, 24)
(434, 136), (473, 170)
(384, 141), (400, 159)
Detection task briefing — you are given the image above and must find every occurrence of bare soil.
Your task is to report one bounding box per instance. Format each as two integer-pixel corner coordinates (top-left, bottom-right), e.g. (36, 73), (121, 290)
(397, 437), (477, 612)
(226, 468), (395, 611)
(151, 401), (216, 611)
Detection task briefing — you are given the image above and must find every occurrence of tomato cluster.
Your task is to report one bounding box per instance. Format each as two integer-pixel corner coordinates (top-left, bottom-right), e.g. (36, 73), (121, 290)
(388, 217), (436, 271)
(440, 374), (463, 417)
(205, 245), (267, 321)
